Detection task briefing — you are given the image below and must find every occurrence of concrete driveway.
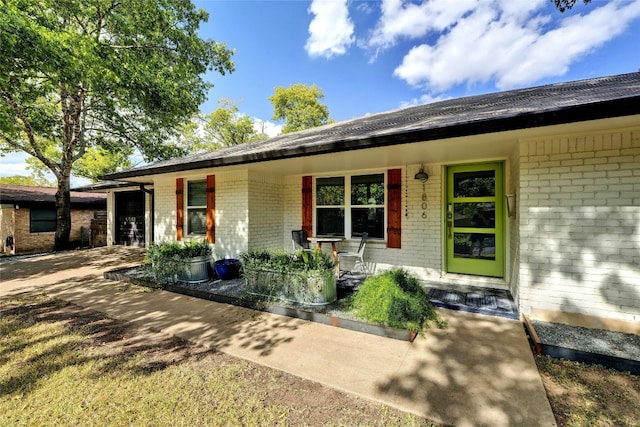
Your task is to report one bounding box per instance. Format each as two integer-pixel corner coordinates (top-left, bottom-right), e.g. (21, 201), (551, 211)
(0, 247), (556, 426)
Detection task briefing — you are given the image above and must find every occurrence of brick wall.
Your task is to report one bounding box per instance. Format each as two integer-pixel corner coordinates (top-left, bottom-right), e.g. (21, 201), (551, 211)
(281, 165), (444, 281)
(216, 171), (249, 258)
(152, 171), (251, 259)
(6, 206), (98, 254)
(152, 179), (175, 243)
(519, 129), (640, 325)
(248, 171), (283, 251)
(1, 206), (15, 253)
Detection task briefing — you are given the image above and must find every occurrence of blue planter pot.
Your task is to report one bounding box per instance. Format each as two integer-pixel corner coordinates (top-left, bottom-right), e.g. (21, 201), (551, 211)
(214, 259), (241, 280)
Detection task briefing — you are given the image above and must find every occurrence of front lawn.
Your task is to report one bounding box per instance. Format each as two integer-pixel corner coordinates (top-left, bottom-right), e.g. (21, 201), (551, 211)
(2, 293), (638, 427)
(0, 294), (433, 427)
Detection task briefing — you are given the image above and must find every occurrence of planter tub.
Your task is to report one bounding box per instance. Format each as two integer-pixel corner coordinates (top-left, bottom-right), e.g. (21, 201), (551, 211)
(179, 255), (211, 283)
(214, 259), (241, 280)
(245, 268), (336, 306)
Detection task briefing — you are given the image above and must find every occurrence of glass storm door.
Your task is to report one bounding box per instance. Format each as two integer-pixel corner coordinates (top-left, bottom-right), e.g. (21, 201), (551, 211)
(446, 163), (504, 277)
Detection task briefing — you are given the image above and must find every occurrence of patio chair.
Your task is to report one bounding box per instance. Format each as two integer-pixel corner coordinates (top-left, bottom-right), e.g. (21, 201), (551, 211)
(292, 230), (313, 252)
(338, 232), (368, 275)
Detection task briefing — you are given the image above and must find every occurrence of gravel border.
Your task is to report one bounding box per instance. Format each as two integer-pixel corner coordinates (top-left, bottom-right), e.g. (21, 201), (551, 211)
(531, 319), (640, 362)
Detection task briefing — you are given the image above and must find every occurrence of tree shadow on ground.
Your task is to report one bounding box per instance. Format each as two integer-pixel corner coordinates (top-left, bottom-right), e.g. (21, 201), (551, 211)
(0, 294), (212, 398)
(375, 311), (552, 426)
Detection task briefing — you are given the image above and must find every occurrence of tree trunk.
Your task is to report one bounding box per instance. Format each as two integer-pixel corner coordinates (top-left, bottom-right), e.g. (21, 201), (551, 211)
(54, 175), (72, 251)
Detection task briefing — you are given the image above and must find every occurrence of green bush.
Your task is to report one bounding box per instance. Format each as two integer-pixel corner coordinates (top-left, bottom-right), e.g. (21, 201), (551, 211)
(240, 248), (336, 304)
(240, 248), (333, 273)
(348, 269), (445, 335)
(143, 240), (213, 282)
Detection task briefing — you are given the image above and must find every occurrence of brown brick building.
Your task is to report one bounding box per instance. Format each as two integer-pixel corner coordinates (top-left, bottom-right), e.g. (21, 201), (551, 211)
(0, 185), (107, 255)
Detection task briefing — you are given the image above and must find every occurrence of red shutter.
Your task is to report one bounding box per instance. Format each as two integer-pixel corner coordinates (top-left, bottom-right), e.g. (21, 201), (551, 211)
(206, 174), (215, 244)
(302, 176), (313, 237)
(176, 178), (184, 241)
(387, 169), (402, 248)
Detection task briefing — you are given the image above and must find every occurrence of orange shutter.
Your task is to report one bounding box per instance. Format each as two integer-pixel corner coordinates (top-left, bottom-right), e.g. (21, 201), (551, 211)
(206, 174), (215, 244)
(176, 178), (184, 241)
(302, 176), (313, 237)
(387, 169), (402, 248)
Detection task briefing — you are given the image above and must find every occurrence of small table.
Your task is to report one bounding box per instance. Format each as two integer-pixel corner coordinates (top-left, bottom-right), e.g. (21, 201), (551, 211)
(308, 237), (344, 275)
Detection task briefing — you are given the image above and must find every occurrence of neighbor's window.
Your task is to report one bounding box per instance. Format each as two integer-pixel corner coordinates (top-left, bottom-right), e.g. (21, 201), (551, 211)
(316, 173), (385, 239)
(30, 208), (57, 233)
(187, 180), (207, 235)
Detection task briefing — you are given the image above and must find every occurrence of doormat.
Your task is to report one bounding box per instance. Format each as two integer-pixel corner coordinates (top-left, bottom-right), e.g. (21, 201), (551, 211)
(427, 287), (519, 319)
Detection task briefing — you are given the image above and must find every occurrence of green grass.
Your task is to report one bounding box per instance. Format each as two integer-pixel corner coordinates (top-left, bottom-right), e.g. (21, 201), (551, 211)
(536, 355), (640, 427)
(347, 269), (446, 335)
(0, 294), (435, 427)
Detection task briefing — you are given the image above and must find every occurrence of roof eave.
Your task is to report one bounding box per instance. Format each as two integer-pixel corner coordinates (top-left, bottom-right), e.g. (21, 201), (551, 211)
(103, 96), (640, 181)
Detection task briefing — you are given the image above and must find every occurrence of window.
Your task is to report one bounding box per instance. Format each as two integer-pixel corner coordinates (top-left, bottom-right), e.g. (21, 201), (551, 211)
(316, 177), (344, 236)
(351, 174), (384, 238)
(316, 173), (385, 239)
(187, 180), (206, 235)
(30, 208), (56, 233)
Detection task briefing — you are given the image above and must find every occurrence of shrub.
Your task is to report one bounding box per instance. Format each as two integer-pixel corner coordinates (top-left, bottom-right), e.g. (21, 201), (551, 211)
(143, 240), (213, 282)
(240, 248), (336, 304)
(240, 248), (333, 273)
(348, 268), (445, 335)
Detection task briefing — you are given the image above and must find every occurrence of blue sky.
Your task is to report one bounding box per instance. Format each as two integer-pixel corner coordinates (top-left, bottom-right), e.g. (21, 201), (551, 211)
(196, 0), (640, 128)
(3, 0), (640, 182)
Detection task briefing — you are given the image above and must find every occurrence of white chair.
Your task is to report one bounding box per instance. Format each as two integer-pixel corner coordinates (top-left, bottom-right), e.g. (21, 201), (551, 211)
(338, 232), (368, 275)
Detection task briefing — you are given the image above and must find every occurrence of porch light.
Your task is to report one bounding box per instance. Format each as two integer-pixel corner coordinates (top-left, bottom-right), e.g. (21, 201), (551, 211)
(506, 193), (517, 218)
(414, 165), (429, 183)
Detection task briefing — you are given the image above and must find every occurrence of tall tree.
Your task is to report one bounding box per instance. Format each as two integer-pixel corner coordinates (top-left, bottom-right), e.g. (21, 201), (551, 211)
(25, 143), (133, 183)
(0, 174), (52, 186)
(269, 84), (331, 134)
(180, 99), (267, 151)
(0, 0), (234, 250)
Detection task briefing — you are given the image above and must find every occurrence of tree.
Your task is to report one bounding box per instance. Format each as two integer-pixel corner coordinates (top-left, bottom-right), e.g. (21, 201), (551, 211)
(552, 0), (591, 13)
(25, 143), (133, 183)
(269, 84), (331, 134)
(0, 0), (234, 250)
(180, 99), (267, 151)
(0, 174), (52, 186)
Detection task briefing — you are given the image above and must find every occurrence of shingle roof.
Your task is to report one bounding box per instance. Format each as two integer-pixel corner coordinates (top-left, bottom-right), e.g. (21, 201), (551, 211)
(104, 72), (640, 180)
(0, 185), (106, 206)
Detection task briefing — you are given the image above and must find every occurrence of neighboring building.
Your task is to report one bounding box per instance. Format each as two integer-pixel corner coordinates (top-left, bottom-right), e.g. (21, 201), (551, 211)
(100, 72), (640, 334)
(0, 185), (107, 254)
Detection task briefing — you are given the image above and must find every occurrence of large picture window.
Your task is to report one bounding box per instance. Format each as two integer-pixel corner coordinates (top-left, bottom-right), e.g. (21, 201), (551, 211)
(187, 180), (207, 236)
(316, 173), (385, 239)
(30, 208), (56, 233)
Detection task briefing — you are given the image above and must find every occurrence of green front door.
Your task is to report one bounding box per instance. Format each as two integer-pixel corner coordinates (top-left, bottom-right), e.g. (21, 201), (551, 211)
(446, 163), (504, 277)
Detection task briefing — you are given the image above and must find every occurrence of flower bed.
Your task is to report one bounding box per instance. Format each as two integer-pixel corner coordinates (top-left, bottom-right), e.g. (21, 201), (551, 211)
(241, 249), (336, 306)
(143, 240), (213, 283)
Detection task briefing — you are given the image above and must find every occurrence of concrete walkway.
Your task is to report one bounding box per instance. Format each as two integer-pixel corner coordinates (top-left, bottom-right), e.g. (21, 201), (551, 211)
(0, 247), (556, 427)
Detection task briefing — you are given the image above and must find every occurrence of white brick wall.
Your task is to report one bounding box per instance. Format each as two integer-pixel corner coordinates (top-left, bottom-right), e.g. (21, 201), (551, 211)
(519, 129), (640, 324)
(281, 165), (444, 281)
(152, 178), (175, 243)
(248, 171), (283, 251)
(213, 170), (249, 258)
(152, 171), (250, 259)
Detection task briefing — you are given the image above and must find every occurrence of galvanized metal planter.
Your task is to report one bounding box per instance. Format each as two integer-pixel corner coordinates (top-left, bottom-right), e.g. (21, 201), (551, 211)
(178, 255), (211, 283)
(244, 267), (336, 306)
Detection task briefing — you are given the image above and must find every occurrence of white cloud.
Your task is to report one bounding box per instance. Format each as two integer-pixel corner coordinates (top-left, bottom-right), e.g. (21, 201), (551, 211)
(305, 0), (355, 58)
(0, 152), (31, 177)
(253, 119), (282, 138)
(381, 0), (640, 92)
(399, 93), (451, 108)
(368, 0), (479, 50)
